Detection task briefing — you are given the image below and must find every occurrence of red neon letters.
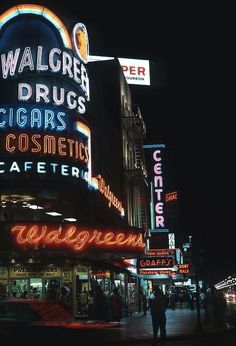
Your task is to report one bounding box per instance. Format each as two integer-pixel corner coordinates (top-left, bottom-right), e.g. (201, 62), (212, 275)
(11, 224), (145, 252)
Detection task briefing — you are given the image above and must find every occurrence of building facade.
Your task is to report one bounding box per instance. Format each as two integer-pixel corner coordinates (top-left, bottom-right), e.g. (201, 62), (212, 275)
(0, 3), (147, 318)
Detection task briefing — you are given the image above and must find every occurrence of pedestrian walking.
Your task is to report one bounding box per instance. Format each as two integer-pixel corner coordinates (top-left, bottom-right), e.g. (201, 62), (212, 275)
(188, 290), (194, 311)
(205, 287), (214, 324)
(200, 290), (206, 309)
(150, 286), (166, 346)
(178, 290), (184, 308)
(169, 289), (176, 310)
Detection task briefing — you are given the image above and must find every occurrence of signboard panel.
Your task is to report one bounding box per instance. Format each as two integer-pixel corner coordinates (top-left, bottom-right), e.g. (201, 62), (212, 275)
(118, 58), (150, 85)
(178, 264), (190, 274)
(147, 249), (175, 256)
(88, 56), (150, 86)
(143, 144), (166, 233)
(139, 269), (174, 276)
(9, 265), (61, 278)
(138, 256), (174, 269)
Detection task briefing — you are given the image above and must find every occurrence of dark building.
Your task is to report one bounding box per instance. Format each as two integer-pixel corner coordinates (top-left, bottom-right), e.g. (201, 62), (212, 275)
(87, 59), (148, 228)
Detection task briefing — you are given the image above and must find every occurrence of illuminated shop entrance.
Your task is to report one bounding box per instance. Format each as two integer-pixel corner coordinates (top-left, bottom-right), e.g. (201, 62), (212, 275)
(90, 270), (111, 295)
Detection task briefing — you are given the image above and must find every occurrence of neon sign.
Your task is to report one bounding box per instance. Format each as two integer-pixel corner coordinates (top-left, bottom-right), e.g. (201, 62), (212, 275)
(165, 191), (178, 202)
(138, 257), (174, 268)
(0, 4), (90, 113)
(93, 175), (125, 215)
(0, 106), (67, 131)
(178, 264), (190, 274)
(73, 23), (89, 64)
(76, 121), (92, 184)
(11, 224), (145, 253)
(153, 149), (165, 228)
(0, 160), (88, 181)
(0, 45), (89, 113)
(0, 5), (124, 219)
(3, 133), (89, 163)
(0, 4), (72, 49)
(0, 5), (91, 182)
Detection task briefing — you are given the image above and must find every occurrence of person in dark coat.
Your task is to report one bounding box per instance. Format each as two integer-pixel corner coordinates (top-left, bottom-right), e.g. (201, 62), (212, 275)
(111, 288), (122, 322)
(150, 286), (166, 346)
(188, 291), (194, 311)
(169, 289), (176, 310)
(93, 285), (107, 320)
(87, 290), (94, 320)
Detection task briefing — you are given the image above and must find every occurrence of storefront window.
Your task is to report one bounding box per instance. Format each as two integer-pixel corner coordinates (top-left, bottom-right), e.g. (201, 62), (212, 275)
(7, 265), (62, 300)
(114, 272), (125, 307)
(30, 278), (42, 299)
(0, 267), (8, 298)
(127, 276), (138, 314)
(11, 279), (28, 298)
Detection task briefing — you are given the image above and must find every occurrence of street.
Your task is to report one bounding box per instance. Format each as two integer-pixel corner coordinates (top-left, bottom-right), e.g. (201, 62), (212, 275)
(120, 300), (236, 345)
(1, 301), (236, 346)
(2, 329), (235, 346)
(120, 334), (236, 346)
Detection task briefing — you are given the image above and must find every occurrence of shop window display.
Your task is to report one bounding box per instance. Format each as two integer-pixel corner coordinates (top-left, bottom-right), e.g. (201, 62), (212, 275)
(128, 282), (137, 315)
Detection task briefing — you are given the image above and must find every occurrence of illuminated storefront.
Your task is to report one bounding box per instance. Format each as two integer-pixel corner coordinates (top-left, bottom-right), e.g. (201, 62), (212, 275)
(0, 4), (147, 318)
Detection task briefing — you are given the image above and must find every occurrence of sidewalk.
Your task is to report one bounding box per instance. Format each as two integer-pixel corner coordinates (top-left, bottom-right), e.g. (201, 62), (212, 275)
(116, 307), (234, 342)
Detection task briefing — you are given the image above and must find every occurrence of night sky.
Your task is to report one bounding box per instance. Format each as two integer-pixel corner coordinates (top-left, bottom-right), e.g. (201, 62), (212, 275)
(1, 1), (235, 282)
